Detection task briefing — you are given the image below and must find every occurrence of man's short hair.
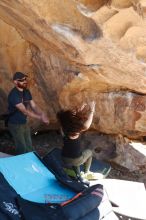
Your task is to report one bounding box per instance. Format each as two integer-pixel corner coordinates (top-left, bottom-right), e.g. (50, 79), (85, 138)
(13, 72), (28, 80)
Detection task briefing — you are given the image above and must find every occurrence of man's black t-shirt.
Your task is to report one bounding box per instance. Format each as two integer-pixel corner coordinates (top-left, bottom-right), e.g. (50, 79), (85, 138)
(62, 136), (82, 158)
(8, 87), (32, 124)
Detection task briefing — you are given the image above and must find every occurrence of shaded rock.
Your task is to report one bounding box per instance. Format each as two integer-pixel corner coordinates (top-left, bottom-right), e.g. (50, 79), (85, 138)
(81, 131), (117, 160)
(114, 134), (146, 171)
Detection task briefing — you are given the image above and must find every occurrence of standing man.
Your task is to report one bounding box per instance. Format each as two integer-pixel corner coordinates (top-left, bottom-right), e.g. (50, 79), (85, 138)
(7, 72), (49, 155)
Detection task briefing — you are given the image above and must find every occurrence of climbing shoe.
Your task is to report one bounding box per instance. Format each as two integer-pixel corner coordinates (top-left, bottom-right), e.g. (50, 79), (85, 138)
(81, 171), (104, 180)
(64, 168), (77, 178)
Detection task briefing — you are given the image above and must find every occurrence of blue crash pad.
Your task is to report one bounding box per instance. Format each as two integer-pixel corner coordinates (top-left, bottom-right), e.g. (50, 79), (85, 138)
(0, 152), (75, 203)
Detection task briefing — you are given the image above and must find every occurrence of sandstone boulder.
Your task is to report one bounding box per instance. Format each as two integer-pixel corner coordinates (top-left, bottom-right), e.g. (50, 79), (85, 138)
(0, 0), (146, 139)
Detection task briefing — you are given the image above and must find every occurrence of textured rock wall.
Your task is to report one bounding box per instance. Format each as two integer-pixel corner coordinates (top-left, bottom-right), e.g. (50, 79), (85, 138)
(0, 0), (146, 139)
(0, 18), (33, 114)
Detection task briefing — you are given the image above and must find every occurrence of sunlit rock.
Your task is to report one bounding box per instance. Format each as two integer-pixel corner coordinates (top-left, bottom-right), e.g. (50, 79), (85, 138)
(0, 0), (146, 140)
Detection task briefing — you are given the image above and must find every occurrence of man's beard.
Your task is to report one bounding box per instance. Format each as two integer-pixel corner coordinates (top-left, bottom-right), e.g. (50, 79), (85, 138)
(17, 82), (28, 89)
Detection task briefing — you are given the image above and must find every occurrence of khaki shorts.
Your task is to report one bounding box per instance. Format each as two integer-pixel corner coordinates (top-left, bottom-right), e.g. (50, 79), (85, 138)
(62, 149), (92, 167)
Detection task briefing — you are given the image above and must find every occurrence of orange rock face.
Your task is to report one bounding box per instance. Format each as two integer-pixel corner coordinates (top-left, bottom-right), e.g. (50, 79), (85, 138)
(0, 0), (146, 138)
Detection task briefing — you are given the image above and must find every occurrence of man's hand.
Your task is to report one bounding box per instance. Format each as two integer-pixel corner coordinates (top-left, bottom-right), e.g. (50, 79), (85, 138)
(41, 113), (49, 124)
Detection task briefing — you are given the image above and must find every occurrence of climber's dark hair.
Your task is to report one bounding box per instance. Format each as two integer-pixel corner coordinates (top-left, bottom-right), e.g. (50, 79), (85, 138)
(57, 105), (90, 137)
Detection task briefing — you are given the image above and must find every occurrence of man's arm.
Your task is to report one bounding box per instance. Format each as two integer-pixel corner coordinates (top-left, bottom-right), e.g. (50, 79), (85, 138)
(29, 100), (43, 116)
(16, 103), (42, 120)
(29, 100), (49, 124)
